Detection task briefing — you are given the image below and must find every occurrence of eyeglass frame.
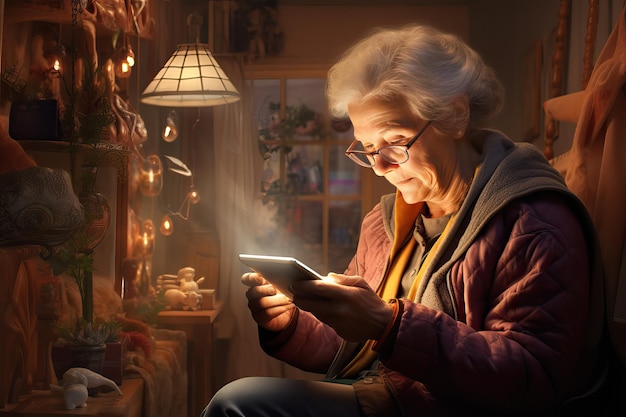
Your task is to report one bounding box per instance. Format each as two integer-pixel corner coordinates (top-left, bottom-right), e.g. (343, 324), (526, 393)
(344, 120), (433, 168)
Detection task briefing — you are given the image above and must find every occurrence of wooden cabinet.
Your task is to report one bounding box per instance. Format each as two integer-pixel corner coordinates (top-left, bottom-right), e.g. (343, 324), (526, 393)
(156, 302), (223, 417)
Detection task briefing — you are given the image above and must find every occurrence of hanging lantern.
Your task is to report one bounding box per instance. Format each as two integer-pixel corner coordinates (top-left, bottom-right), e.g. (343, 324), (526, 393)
(162, 110), (179, 142)
(188, 184), (200, 204)
(160, 214), (174, 236)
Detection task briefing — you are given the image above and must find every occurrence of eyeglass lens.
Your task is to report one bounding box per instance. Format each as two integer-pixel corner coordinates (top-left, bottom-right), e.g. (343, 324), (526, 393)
(347, 144), (409, 167)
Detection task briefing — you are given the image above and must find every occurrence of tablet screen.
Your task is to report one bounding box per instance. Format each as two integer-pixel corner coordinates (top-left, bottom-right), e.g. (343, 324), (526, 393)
(239, 254), (322, 296)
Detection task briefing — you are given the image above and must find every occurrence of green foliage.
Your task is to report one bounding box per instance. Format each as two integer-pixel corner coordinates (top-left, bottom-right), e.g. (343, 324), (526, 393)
(268, 101), (320, 140)
(49, 240), (95, 323)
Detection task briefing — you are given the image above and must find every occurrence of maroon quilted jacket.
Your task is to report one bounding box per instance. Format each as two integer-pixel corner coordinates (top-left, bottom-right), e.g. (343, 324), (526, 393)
(259, 132), (605, 416)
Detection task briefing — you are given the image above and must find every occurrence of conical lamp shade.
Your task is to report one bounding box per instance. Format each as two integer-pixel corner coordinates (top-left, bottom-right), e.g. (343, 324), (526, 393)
(141, 43), (240, 107)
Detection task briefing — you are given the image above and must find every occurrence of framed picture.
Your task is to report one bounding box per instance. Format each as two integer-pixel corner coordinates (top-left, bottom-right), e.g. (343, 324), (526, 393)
(522, 39), (543, 141)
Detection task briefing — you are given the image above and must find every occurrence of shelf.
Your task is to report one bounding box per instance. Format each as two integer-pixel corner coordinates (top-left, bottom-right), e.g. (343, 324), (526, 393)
(19, 140), (132, 168)
(0, 377), (144, 417)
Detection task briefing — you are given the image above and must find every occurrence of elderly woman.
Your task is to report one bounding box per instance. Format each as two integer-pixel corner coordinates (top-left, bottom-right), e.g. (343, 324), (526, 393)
(203, 24), (605, 416)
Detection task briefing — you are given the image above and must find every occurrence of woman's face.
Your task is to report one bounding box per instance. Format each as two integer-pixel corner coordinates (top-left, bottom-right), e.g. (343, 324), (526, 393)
(348, 97), (463, 208)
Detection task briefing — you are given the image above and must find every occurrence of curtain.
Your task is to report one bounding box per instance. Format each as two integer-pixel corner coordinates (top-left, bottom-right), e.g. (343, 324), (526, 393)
(212, 57), (319, 385)
(547, 2), (626, 366)
(564, 4), (626, 366)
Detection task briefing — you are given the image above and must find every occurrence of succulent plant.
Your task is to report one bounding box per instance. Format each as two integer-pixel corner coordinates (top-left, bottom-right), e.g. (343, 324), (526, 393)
(57, 318), (121, 346)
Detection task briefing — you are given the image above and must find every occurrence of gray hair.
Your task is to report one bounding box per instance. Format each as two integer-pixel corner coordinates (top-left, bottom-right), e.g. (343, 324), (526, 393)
(326, 24), (504, 134)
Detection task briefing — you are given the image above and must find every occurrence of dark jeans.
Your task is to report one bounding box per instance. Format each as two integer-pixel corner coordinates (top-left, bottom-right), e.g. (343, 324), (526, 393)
(202, 376), (362, 417)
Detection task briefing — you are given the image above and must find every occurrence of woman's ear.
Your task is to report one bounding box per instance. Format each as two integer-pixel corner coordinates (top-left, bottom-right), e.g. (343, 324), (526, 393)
(451, 95), (470, 139)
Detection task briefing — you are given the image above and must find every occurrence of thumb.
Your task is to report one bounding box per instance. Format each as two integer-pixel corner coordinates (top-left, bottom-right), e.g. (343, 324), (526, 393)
(327, 272), (370, 289)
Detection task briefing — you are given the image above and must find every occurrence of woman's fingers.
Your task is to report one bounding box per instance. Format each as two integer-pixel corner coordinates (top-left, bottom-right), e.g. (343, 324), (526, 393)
(241, 272), (267, 287)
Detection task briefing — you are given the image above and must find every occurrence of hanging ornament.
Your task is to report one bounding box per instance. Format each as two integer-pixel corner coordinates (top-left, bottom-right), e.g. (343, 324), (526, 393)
(162, 110), (179, 142)
(188, 184), (200, 204)
(160, 214), (174, 236)
(138, 155), (163, 196)
(125, 43), (135, 67)
(114, 35), (135, 79)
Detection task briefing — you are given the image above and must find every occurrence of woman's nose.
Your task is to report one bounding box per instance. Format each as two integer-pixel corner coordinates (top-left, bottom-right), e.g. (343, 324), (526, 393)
(371, 156), (396, 176)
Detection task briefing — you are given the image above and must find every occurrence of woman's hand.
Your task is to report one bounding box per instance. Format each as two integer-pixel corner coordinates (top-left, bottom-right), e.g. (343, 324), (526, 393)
(241, 272), (296, 332)
(290, 273), (394, 342)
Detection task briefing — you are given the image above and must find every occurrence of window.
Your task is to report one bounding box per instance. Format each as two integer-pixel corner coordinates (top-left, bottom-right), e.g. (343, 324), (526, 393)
(247, 73), (362, 274)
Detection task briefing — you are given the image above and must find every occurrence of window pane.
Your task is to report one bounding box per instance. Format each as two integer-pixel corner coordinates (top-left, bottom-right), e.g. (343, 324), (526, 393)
(285, 144), (323, 195)
(292, 201), (322, 245)
(251, 79), (281, 142)
(285, 200), (324, 272)
(328, 201), (361, 273)
(329, 145), (360, 195)
(286, 78), (326, 140)
(253, 200), (322, 265)
(250, 79), (282, 194)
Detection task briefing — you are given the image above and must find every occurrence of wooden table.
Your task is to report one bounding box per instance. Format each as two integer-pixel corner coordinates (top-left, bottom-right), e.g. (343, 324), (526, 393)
(156, 301), (223, 417)
(0, 377), (144, 417)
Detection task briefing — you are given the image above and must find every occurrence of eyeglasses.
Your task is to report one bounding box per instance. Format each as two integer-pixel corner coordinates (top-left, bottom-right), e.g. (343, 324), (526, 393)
(345, 121), (433, 168)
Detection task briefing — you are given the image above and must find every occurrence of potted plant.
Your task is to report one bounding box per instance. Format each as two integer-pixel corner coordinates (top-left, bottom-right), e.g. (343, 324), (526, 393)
(52, 318), (122, 394)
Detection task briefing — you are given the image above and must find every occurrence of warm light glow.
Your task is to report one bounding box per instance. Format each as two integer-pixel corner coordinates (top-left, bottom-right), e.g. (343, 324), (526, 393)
(125, 45), (136, 67)
(162, 110), (179, 142)
(188, 184), (200, 204)
(136, 219), (155, 255)
(134, 230), (154, 256)
(115, 44), (135, 79)
(139, 155), (163, 196)
(105, 59), (114, 80)
(115, 59), (132, 79)
(46, 44), (65, 76)
(140, 43), (240, 107)
(160, 214), (174, 236)
(143, 219), (155, 237)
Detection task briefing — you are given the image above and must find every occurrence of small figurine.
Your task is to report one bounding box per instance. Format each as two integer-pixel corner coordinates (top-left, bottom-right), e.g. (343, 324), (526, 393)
(50, 367), (122, 410)
(163, 288), (202, 311)
(177, 267), (205, 293)
(159, 267), (206, 311)
(246, 7), (266, 60)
